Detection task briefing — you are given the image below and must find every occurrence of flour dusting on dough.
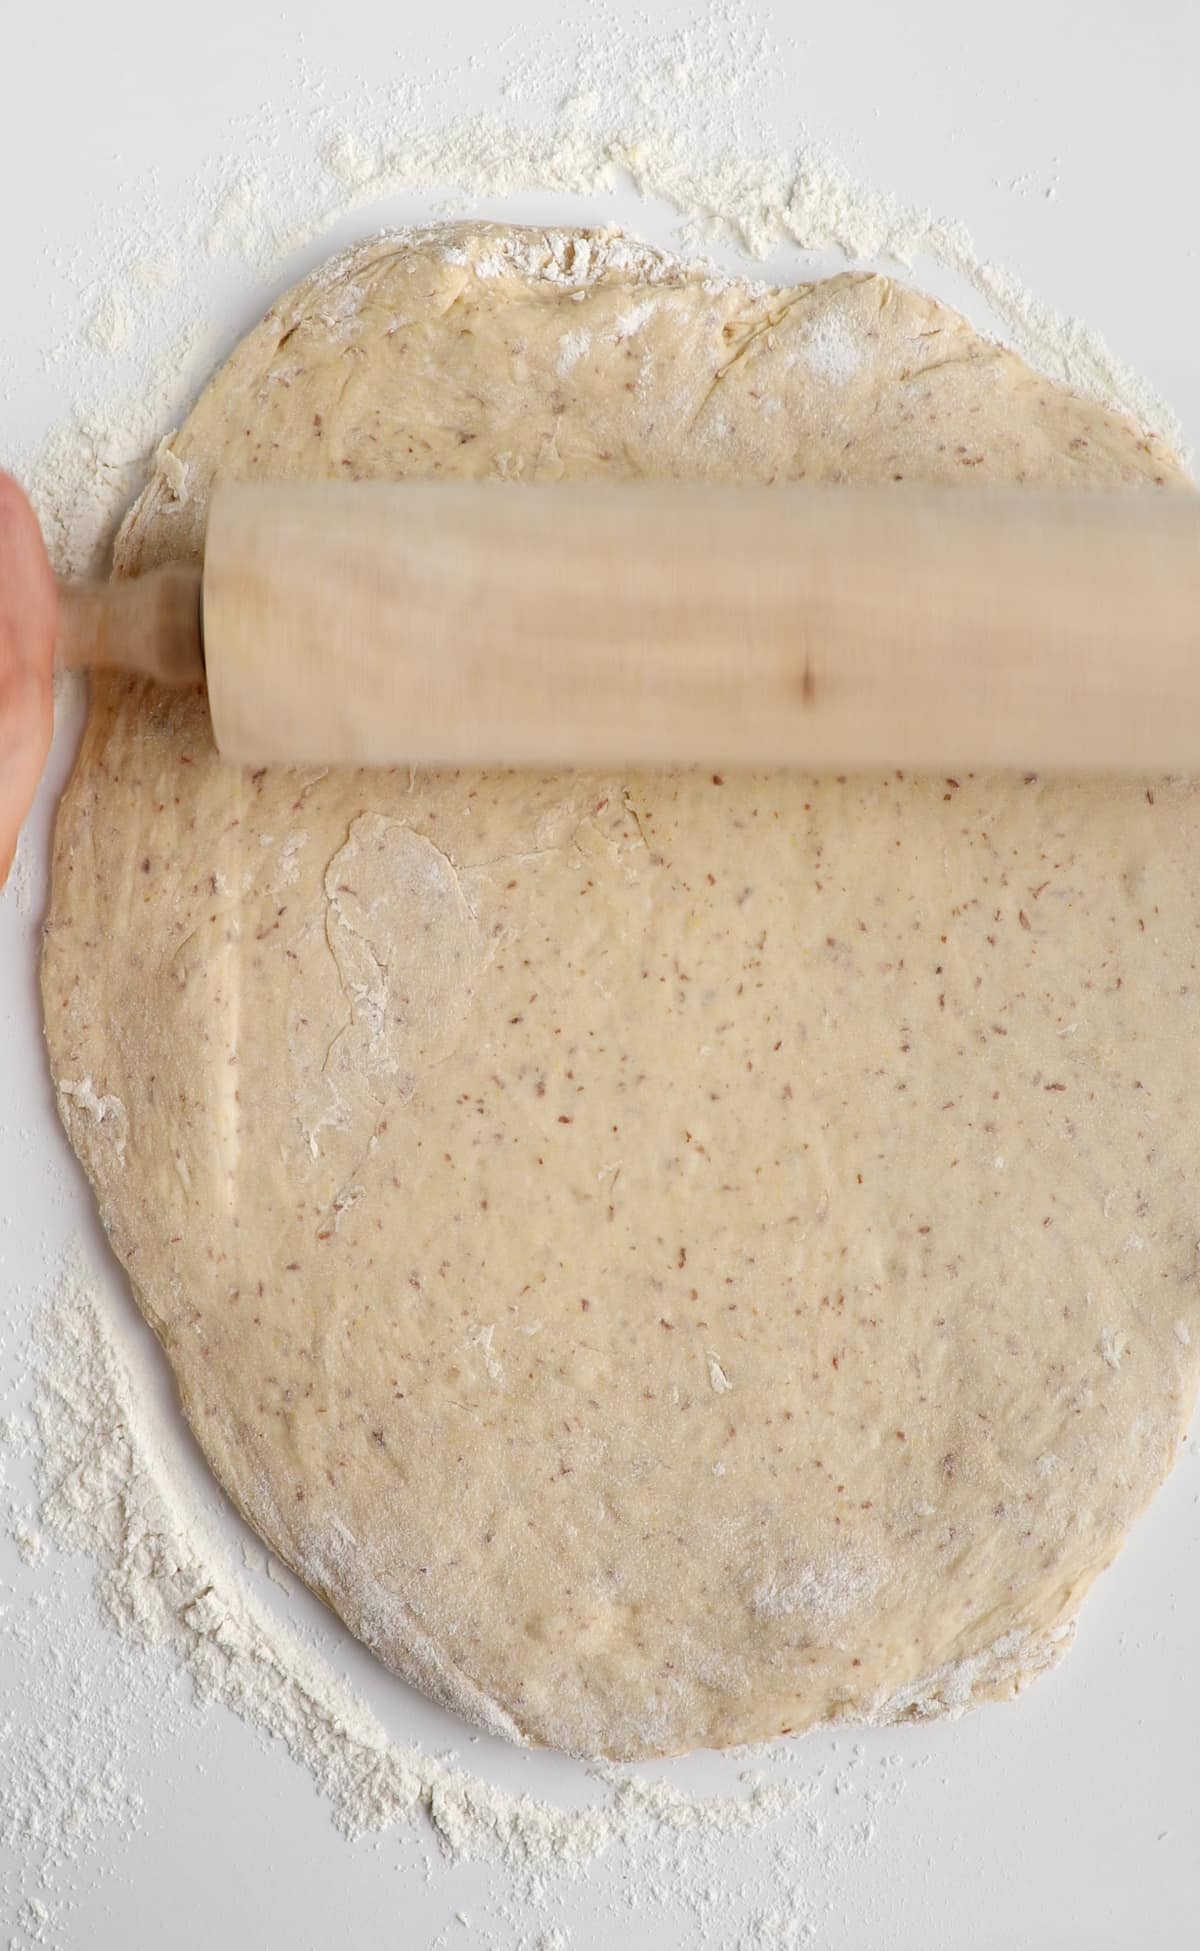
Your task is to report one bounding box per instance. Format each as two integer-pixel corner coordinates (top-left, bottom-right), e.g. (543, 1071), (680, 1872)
(304, 814), (482, 1155)
(56, 1078), (128, 1162)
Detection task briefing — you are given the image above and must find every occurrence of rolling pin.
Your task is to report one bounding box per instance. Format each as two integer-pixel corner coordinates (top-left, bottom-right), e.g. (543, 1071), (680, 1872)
(55, 480), (1200, 771)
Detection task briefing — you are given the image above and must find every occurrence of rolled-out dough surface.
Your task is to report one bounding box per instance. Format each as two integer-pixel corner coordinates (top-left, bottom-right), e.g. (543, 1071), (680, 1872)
(42, 225), (1200, 1760)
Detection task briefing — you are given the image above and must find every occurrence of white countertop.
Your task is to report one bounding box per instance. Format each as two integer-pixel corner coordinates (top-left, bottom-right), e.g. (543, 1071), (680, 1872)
(2, 4), (1198, 1946)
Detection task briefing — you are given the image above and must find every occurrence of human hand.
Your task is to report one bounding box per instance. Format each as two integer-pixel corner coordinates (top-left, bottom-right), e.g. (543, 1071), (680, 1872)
(0, 473), (56, 887)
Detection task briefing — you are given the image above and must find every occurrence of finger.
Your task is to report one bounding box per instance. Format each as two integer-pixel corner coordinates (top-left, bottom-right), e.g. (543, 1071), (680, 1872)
(0, 475), (56, 885)
(0, 662), (52, 888)
(0, 473), (57, 679)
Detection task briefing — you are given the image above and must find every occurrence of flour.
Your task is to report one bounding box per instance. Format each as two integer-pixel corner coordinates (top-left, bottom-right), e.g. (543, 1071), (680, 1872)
(9, 1), (1180, 582)
(612, 300), (659, 341)
(22, 334), (213, 581)
(0, 1257), (917, 1944)
(54, 1079), (127, 1159)
(86, 292), (133, 358)
(556, 328), (592, 377)
(791, 306), (865, 386)
(204, 173), (279, 262)
(873, 1626), (1073, 1722)
(293, 99), (1172, 434)
(750, 1554), (884, 1629)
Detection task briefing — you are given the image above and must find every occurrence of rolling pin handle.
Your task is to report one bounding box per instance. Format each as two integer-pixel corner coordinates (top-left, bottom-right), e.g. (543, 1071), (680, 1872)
(54, 565), (205, 689)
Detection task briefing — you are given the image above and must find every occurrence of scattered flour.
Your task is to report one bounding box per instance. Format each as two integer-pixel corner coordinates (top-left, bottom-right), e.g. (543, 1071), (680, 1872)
(0, 1257), (918, 1944)
(750, 1553), (883, 1629)
(54, 1078), (128, 1163)
(612, 299), (660, 340)
(22, 336), (215, 581)
(556, 328), (592, 377)
(86, 292), (133, 359)
(791, 306), (864, 386)
(10, 0), (1180, 583)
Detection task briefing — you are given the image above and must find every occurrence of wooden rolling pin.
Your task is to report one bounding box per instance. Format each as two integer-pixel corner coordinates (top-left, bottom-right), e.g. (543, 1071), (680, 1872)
(55, 481), (1200, 770)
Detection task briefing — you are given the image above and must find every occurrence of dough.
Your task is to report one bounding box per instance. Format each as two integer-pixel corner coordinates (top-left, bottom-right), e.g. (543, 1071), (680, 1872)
(43, 225), (1199, 1760)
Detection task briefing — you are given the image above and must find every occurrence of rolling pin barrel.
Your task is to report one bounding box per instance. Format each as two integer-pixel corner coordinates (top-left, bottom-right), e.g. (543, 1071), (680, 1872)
(203, 481), (1200, 771)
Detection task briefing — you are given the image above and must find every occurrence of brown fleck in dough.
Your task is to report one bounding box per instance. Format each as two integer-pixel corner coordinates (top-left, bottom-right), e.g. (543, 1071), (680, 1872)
(42, 225), (1199, 1760)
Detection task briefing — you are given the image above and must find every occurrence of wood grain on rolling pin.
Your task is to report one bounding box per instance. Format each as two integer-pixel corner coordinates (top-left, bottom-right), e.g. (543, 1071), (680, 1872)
(202, 481), (1200, 773)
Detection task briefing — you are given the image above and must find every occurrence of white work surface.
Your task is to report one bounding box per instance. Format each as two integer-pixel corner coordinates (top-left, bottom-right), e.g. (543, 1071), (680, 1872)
(2, 4), (1199, 1947)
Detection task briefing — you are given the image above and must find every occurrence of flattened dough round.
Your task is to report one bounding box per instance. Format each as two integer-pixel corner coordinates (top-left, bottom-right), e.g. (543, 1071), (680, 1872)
(43, 225), (1200, 1759)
